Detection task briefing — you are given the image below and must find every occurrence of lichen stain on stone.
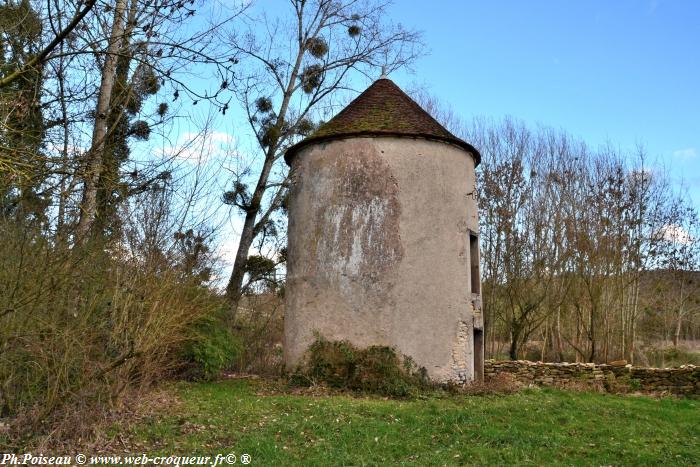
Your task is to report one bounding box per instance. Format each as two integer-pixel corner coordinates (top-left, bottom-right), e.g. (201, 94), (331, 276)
(307, 140), (403, 294)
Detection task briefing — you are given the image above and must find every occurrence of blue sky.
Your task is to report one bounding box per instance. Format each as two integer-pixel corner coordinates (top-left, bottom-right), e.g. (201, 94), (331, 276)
(387, 0), (699, 206)
(162, 1), (699, 273)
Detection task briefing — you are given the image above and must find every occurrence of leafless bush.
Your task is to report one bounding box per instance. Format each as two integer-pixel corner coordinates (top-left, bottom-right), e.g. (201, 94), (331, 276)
(232, 293), (285, 376)
(0, 201), (224, 448)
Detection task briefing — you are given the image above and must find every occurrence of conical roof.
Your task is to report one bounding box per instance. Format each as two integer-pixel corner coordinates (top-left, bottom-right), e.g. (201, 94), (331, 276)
(284, 78), (480, 166)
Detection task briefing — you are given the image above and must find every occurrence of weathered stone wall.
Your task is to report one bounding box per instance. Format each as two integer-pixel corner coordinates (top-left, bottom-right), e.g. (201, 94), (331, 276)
(285, 136), (481, 383)
(485, 360), (700, 395)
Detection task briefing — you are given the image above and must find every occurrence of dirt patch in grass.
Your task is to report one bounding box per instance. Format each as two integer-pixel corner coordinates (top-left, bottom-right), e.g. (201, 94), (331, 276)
(7, 385), (185, 454)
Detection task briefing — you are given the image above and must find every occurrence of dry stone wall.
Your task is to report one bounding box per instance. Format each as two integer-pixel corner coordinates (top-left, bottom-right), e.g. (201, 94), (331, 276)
(485, 360), (700, 395)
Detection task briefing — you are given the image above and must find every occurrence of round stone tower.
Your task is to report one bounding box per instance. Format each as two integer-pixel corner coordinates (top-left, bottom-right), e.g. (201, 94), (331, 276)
(284, 78), (483, 383)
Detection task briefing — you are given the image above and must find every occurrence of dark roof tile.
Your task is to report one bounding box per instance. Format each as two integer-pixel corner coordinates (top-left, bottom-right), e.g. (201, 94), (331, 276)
(284, 78), (480, 166)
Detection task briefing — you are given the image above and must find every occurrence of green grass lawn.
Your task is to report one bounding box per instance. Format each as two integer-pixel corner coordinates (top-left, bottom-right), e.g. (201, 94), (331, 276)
(127, 379), (699, 466)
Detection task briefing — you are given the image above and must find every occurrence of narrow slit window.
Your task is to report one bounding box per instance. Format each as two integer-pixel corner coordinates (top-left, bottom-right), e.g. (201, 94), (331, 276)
(470, 233), (480, 294)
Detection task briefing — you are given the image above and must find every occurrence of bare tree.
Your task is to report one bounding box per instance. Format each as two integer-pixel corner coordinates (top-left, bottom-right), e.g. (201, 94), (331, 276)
(222, 0), (422, 313)
(42, 0), (246, 241)
(0, 0), (97, 90)
(74, 0), (128, 240)
(653, 202), (700, 347)
(337, 86), (700, 363)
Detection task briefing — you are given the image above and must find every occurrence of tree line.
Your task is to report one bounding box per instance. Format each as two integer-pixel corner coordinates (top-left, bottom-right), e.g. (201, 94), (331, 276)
(1, 0), (697, 447)
(470, 118), (700, 364)
(412, 89), (700, 364)
(0, 0), (420, 445)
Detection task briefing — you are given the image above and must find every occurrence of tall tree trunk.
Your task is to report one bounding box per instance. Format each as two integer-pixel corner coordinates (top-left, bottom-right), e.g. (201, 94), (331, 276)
(673, 309), (683, 347)
(628, 275), (640, 364)
(55, 2), (69, 242)
(226, 208), (258, 311)
(588, 306), (596, 363)
(509, 320), (522, 360)
(540, 321), (548, 362)
(555, 306), (564, 362)
(75, 0), (127, 241)
(225, 26), (306, 315)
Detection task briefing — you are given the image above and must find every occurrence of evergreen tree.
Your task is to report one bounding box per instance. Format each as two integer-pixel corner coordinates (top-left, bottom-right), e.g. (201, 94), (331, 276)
(0, 0), (47, 225)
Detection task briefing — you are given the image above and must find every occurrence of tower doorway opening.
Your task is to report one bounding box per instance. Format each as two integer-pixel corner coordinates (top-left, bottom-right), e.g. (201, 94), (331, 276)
(473, 328), (484, 382)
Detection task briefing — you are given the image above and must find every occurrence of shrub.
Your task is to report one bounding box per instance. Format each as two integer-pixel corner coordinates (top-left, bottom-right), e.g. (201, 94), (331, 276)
(181, 310), (242, 381)
(629, 377), (642, 391)
(293, 336), (429, 398)
(306, 338), (358, 387)
(0, 219), (224, 446)
(604, 374), (642, 394)
(230, 292), (285, 376)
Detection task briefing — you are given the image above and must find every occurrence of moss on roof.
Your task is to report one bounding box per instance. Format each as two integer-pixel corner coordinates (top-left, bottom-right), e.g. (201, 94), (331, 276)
(284, 78), (480, 165)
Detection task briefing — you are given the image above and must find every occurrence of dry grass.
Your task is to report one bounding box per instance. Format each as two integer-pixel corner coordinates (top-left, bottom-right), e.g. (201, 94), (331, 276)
(27, 385), (183, 454)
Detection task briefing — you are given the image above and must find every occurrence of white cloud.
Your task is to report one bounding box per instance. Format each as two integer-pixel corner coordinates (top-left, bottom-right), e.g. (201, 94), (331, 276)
(658, 224), (694, 245)
(217, 236), (241, 268)
(161, 131), (236, 163)
(46, 142), (86, 158)
(216, 236), (281, 268)
(212, 234), (278, 290)
(672, 148), (697, 161)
